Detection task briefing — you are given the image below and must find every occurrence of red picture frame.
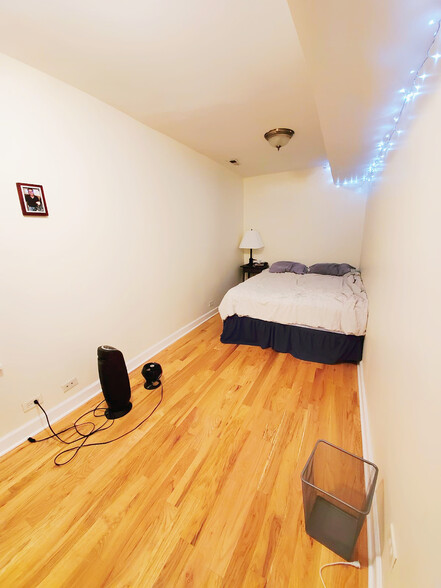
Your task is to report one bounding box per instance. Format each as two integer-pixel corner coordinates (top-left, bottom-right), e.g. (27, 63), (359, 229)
(16, 183), (48, 217)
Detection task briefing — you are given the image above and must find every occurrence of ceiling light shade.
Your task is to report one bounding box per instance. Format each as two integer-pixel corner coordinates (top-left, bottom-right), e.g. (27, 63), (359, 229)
(239, 229), (264, 265)
(264, 128), (295, 150)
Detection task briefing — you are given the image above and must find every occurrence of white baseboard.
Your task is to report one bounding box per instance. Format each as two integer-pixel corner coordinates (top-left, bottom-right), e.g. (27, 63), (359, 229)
(0, 308), (218, 458)
(357, 362), (382, 588)
(125, 308), (218, 373)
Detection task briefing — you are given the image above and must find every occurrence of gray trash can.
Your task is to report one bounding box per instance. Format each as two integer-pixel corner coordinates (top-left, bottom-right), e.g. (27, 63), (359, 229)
(301, 439), (378, 560)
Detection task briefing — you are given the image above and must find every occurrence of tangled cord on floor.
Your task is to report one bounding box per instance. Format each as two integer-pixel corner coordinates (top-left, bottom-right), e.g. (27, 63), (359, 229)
(28, 384), (163, 466)
(319, 560), (361, 588)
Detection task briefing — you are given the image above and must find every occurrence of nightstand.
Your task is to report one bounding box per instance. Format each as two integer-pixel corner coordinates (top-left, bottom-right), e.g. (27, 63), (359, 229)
(241, 262), (269, 281)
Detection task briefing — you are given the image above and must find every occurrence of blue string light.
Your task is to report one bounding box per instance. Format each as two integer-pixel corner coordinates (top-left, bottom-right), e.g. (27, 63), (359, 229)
(338, 18), (441, 188)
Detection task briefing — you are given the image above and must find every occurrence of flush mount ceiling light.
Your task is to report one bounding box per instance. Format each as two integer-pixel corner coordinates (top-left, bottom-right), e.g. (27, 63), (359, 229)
(264, 128), (295, 150)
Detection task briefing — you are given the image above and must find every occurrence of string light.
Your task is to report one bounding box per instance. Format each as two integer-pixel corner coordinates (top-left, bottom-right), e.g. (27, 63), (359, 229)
(339, 18), (441, 187)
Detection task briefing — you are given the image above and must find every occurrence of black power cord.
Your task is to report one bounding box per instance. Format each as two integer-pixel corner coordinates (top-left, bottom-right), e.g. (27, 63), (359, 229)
(29, 399), (112, 444)
(28, 385), (163, 466)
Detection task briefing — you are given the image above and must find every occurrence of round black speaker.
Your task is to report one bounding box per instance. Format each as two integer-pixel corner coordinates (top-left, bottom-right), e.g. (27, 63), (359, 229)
(97, 346), (132, 419)
(142, 362), (162, 390)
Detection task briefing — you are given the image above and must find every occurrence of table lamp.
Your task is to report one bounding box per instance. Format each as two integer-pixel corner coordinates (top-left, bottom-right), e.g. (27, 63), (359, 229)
(239, 229), (264, 266)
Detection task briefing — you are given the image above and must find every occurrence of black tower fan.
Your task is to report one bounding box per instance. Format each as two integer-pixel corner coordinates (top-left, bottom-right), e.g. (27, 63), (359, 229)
(97, 345), (132, 419)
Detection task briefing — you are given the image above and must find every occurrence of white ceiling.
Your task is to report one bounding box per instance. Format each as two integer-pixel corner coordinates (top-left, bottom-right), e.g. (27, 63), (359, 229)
(0, 0), (440, 180)
(0, 0), (326, 177)
(287, 0), (441, 183)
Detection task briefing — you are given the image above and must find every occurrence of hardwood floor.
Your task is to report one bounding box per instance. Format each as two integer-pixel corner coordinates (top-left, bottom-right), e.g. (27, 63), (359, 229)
(0, 315), (367, 587)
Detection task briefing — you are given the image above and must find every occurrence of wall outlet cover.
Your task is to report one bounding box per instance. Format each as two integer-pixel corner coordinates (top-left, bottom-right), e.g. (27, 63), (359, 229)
(62, 377), (78, 393)
(388, 523), (398, 569)
(21, 395), (44, 412)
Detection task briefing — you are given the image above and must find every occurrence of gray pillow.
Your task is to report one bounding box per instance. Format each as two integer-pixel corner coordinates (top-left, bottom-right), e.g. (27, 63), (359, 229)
(269, 261), (308, 274)
(269, 261), (292, 273)
(308, 262), (355, 276)
(290, 262), (308, 274)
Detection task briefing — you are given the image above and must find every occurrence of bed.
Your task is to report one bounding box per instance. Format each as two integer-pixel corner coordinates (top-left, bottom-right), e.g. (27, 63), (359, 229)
(218, 263), (368, 364)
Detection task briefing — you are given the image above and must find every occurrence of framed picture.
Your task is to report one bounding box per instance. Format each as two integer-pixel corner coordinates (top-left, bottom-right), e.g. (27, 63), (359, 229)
(16, 183), (48, 217)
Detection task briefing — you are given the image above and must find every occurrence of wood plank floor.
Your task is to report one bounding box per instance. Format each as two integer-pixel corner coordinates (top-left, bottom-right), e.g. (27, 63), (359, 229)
(0, 315), (367, 587)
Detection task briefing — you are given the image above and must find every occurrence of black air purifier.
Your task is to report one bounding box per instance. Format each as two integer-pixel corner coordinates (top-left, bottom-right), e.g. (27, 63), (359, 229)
(97, 345), (132, 419)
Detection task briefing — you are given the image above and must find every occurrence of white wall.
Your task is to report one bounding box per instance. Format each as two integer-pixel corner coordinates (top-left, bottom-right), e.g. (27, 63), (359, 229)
(360, 77), (441, 586)
(0, 54), (243, 439)
(243, 168), (366, 267)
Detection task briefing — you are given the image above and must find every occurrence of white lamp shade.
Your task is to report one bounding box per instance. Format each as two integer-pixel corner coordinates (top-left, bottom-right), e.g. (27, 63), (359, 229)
(239, 229), (264, 250)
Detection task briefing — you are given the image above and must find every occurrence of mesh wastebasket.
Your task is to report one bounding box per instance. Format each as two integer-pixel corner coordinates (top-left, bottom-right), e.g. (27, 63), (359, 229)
(301, 440), (378, 560)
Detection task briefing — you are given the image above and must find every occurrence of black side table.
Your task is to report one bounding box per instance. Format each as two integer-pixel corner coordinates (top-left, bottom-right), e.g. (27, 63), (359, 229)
(241, 262), (269, 281)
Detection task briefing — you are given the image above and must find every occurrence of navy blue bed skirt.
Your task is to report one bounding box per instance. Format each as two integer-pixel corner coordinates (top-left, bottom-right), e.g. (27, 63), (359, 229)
(220, 315), (364, 364)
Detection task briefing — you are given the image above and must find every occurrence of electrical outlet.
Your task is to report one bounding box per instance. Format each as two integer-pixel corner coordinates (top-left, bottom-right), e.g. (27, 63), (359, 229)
(208, 299), (215, 308)
(21, 395), (43, 412)
(388, 523), (398, 570)
(62, 377), (78, 393)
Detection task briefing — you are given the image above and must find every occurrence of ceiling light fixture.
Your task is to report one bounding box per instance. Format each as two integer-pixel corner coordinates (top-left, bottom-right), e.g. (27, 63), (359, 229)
(264, 128), (295, 151)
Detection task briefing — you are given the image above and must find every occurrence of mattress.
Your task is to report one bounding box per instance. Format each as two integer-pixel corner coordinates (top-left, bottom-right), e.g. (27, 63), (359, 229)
(218, 269), (368, 337)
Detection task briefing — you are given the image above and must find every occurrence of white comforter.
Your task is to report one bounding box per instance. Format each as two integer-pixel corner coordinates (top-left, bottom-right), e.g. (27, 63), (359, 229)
(218, 270), (368, 336)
